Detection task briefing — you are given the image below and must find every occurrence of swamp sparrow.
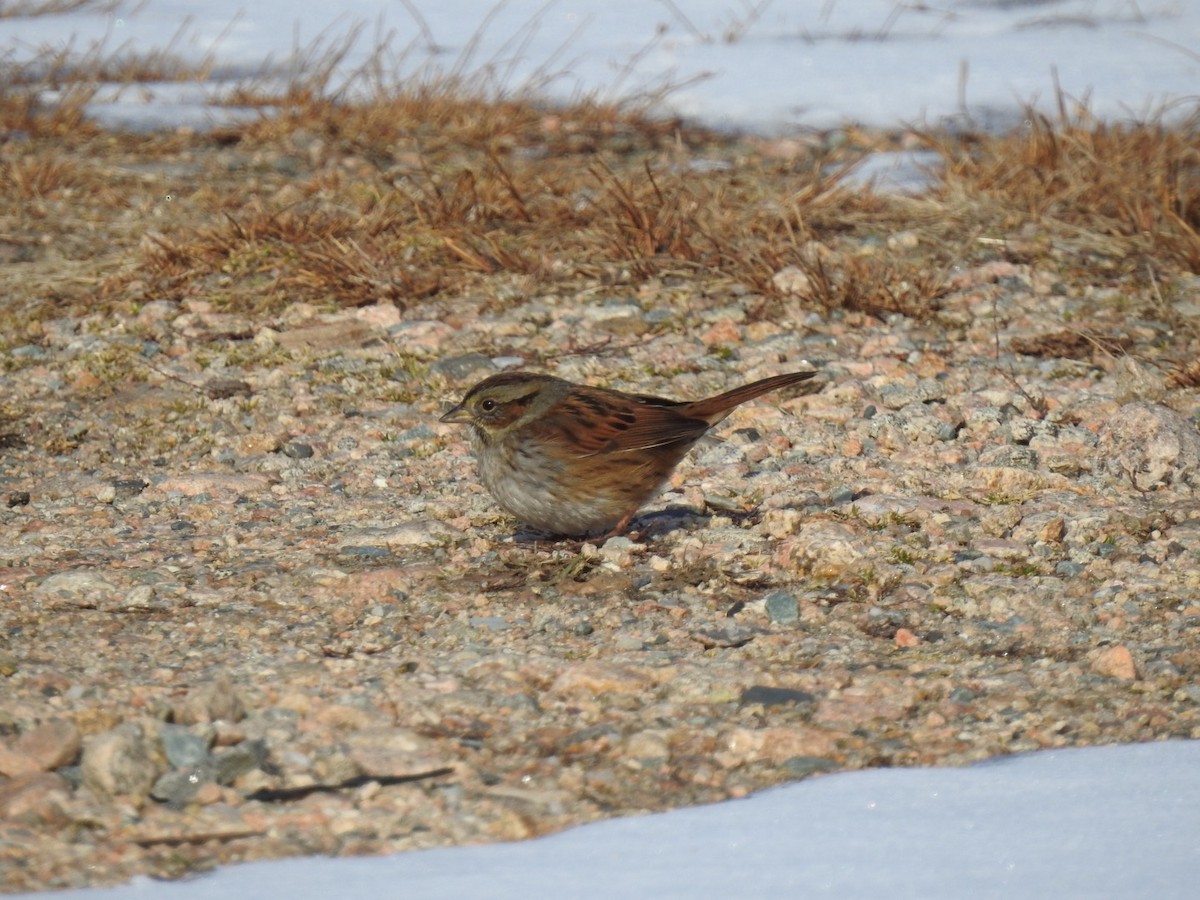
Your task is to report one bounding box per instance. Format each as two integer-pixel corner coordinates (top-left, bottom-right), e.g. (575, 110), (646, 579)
(440, 369), (816, 537)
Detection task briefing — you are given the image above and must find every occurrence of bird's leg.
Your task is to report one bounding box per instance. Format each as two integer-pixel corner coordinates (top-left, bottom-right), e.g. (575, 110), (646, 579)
(601, 506), (641, 540)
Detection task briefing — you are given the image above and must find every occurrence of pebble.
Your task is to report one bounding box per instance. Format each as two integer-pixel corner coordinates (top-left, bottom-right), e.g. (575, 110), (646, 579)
(580, 303), (648, 335)
(623, 730), (671, 763)
(338, 545), (394, 559)
(10, 344), (48, 360)
(430, 352), (498, 381)
(121, 585), (157, 609)
(780, 756), (839, 778)
(740, 686), (815, 708)
(81, 721), (166, 798)
(213, 740), (267, 784)
(876, 379), (945, 409)
(691, 623), (757, 648)
(150, 764), (218, 806)
(343, 728), (437, 777)
(1090, 645), (1139, 681)
(159, 723), (213, 769)
(282, 441), (315, 459)
(771, 266), (812, 297)
(174, 678), (247, 725)
(1098, 402), (1200, 490)
(779, 522), (865, 578)
(551, 662), (659, 697)
(378, 520), (465, 548)
(238, 432), (283, 455)
(33, 571), (120, 608)
(150, 473), (272, 497)
(830, 487), (857, 504)
(276, 318), (380, 351)
(0, 773), (72, 825)
(763, 590), (800, 625)
(815, 687), (914, 726)
(613, 635), (647, 652)
(12, 719), (81, 772)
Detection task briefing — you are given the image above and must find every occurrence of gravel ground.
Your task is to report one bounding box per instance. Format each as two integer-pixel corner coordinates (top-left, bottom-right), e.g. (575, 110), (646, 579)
(3, 159), (1200, 891)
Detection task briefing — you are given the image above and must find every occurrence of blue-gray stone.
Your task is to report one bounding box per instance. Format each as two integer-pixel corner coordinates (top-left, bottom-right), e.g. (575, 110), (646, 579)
(764, 590), (800, 625)
(781, 756), (838, 778)
(430, 353), (496, 380)
(151, 762), (219, 806)
(740, 685), (815, 707)
(159, 724), (212, 769)
(283, 441), (314, 459)
(213, 740), (267, 785)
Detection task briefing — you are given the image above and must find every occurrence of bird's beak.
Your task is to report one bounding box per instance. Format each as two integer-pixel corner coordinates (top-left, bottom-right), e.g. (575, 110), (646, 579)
(439, 404), (473, 424)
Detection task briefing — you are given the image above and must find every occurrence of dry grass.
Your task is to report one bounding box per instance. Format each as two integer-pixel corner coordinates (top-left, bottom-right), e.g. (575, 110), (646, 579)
(923, 108), (1200, 275)
(1, 19), (1198, 345)
(118, 71), (901, 315)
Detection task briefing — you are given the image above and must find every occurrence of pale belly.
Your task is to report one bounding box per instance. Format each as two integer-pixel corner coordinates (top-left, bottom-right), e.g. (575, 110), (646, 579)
(472, 435), (672, 536)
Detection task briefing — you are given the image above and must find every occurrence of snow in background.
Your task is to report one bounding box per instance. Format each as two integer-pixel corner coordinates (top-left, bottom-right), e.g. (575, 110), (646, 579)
(4, 2), (1199, 896)
(1, 1), (1197, 133)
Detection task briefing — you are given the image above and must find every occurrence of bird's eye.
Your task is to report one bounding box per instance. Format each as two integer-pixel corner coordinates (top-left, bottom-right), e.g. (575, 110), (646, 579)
(479, 398), (497, 412)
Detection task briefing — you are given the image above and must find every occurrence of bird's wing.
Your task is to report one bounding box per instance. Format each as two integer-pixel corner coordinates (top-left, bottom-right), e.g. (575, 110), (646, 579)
(530, 390), (711, 457)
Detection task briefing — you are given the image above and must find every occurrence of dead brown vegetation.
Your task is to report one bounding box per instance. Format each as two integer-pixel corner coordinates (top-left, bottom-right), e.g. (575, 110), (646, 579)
(927, 109), (1200, 274)
(1, 22), (1198, 342)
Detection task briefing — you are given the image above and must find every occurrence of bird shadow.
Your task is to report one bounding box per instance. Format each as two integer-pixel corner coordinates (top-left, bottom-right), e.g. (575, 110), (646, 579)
(507, 504), (729, 545)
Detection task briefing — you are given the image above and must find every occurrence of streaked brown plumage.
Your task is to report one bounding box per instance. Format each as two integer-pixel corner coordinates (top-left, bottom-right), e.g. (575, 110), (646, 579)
(440, 370), (816, 537)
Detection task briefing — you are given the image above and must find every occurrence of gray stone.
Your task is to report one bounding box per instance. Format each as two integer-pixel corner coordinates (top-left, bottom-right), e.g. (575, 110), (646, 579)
(34, 571), (120, 608)
(159, 724), (213, 769)
(763, 590), (800, 625)
(150, 762), (218, 805)
(112, 480), (148, 501)
(877, 379), (945, 410)
(781, 756), (838, 778)
(213, 740), (266, 785)
(282, 441), (314, 459)
(740, 686), (815, 708)
(579, 303), (647, 335)
(430, 353), (496, 381)
(81, 721), (166, 798)
(121, 585), (156, 609)
(830, 487), (857, 504)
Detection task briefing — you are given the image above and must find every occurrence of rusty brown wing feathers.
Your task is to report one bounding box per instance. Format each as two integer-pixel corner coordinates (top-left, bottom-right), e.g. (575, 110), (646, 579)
(526, 371), (815, 457)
